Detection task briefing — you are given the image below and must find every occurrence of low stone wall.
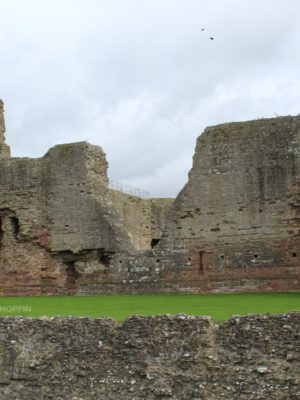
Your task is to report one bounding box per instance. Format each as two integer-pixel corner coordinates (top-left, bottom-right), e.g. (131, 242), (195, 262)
(0, 313), (299, 399)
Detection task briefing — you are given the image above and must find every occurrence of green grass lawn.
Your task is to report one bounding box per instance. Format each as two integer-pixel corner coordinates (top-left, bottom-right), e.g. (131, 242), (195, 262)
(0, 292), (299, 322)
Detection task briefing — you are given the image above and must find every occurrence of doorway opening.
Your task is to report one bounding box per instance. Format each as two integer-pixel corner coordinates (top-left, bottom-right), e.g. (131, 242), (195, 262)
(151, 238), (160, 248)
(199, 251), (205, 274)
(66, 262), (79, 292)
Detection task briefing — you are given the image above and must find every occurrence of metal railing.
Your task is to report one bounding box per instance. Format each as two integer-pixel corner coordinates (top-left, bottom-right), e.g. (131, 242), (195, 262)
(108, 180), (150, 199)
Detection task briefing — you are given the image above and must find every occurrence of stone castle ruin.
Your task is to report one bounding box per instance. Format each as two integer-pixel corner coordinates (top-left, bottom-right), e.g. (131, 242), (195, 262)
(0, 100), (299, 295)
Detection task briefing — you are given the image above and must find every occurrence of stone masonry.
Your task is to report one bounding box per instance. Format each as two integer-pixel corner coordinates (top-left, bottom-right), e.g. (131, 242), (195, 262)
(0, 100), (299, 294)
(0, 313), (299, 399)
(0, 101), (10, 159)
(151, 116), (300, 293)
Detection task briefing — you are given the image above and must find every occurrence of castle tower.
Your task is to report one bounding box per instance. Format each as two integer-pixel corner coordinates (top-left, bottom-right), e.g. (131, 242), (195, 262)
(0, 99), (11, 158)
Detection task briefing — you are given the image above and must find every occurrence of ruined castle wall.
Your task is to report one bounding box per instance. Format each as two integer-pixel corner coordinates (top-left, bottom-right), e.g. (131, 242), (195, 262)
(73, 194), (174, 295)
(165, 116), (300, 242)
(150, 198), (174, 241)
(0, 157), (63, 296)
(109, 190), (173, 251)
(0, 313), (299, 399)
(44, 142), (130, 254)
(0, 157), (47, 237)
(1, 97), (300, 295)
(0, 142), (137, 295)
(154, 116), (300, 292)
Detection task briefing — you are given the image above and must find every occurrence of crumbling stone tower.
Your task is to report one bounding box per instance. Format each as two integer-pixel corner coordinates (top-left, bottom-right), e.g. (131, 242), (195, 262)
(0, 100), (10, 159)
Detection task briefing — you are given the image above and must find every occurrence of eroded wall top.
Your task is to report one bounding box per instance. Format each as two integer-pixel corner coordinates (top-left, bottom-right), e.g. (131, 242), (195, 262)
(0, 99), (10, 159)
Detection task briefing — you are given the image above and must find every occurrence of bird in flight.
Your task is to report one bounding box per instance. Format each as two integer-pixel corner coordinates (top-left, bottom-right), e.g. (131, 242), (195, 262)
(201, 28), (215, 40)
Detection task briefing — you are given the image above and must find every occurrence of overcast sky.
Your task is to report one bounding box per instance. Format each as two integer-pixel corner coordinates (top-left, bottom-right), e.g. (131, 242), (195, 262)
(1, 0), (300, 197)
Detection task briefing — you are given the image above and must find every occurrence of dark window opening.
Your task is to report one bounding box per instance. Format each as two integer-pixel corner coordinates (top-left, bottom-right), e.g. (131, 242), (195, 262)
(156, 259), (160, 263)
(100, 254), (111, 267)
(292, 252), (297, 257)
(10, 217), (20, 237)
(199, 251), (205, 274)
(254, 254), (258, 258)
(220, 255), (224, 259)
(127, 266), (131, 272)
(151, 238), (160, 248)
